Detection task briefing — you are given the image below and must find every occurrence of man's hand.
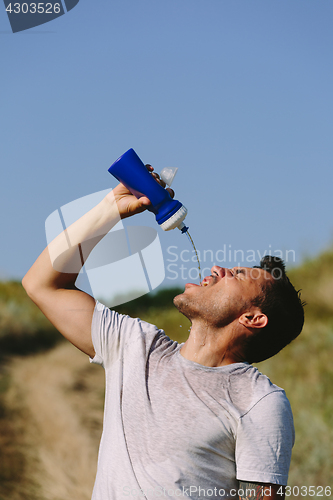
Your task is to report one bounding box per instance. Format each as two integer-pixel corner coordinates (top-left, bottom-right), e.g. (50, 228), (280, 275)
(106, 164), (174, 219)
(107, 182), (151, 219)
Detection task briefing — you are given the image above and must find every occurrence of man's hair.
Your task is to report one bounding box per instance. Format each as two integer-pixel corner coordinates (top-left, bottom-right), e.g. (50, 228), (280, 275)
(243, 255), (305, 363)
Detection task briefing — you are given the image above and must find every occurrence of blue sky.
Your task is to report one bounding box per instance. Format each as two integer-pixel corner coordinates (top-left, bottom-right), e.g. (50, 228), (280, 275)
(1, 0), (332, 299)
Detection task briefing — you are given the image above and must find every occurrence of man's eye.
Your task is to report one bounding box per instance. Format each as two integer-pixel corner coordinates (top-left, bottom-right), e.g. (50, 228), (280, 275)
(235, 269), (245, 275)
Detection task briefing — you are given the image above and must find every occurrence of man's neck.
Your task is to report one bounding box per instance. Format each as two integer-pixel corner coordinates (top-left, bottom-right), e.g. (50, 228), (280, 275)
(179, 322), (245, 367)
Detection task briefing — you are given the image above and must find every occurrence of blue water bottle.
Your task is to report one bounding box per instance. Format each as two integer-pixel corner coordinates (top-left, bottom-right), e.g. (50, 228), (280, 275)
(108, 149), (188, 232)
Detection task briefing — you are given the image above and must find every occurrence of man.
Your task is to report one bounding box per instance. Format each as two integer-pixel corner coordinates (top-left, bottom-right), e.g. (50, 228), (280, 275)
(22, 175), (304, 500)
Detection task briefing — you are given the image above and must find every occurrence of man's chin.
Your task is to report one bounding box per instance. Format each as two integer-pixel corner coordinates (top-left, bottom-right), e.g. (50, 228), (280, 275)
(172, 293), (183, 309)
(173, 293), (191, 319)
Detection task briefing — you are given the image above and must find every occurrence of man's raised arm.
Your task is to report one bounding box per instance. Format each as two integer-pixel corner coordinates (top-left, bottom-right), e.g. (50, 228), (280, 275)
(22, 184), (152, 358)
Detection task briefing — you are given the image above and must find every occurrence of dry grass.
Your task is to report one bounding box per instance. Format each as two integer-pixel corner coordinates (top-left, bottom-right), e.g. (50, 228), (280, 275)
(2, 343), (104, 500)
(0, 366), (42, 500)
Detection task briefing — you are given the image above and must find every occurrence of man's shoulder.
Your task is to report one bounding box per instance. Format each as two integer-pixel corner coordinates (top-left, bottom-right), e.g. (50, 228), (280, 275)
(94, 300), (159, 332)
(93, 301), (177, 352)
(92, 301), (178, 367)
(227, 363), (289, 417)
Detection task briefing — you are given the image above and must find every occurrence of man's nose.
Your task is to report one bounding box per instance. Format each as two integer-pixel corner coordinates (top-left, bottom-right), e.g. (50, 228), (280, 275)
(211, 266), (226, 278)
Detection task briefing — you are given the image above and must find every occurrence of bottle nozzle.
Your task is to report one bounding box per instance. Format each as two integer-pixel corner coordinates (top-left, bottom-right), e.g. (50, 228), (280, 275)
(178, 221), (189, 233)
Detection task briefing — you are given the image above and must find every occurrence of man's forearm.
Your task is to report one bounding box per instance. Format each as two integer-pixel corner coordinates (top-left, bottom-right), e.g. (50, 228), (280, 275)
(23, 193), (120, 296)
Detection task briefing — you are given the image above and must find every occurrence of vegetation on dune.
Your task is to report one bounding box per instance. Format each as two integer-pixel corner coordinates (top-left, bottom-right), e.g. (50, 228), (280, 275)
(0, 281), (60, 357)
(257, 248), (333, 492)
(288, 248), (333, 321)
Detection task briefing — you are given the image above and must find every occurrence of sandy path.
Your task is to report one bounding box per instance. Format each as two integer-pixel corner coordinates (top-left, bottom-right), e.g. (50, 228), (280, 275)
(7, 342), (105, 500)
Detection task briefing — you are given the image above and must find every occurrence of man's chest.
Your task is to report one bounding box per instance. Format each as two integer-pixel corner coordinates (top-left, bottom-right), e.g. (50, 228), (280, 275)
(121, 361), (237, 465)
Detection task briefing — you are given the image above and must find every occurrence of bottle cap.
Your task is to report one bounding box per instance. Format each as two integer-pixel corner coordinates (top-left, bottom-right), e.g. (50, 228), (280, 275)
(160, 167), (178, 187)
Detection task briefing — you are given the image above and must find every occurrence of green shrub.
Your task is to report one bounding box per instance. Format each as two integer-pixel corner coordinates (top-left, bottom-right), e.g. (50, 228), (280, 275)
(0, 281), (60, 356)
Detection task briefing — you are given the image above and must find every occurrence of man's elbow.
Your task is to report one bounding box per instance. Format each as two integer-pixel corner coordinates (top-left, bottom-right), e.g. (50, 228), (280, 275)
(22, 273), (30, 293)
(22, 273), (39, 302)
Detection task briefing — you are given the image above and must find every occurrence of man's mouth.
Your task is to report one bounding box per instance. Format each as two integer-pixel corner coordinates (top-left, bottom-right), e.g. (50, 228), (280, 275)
(200, 275), (214, 287)
(199, 269), (227, 286)
(185, 269), (228, 290)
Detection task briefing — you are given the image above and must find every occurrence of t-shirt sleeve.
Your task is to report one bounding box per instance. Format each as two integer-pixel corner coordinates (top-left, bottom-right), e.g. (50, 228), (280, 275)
(235, 390), (295, 486)
(89, 301), (161, 369)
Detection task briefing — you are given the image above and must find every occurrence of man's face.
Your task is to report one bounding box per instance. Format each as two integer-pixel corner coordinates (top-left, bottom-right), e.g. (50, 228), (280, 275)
(173, 266), (274, 327)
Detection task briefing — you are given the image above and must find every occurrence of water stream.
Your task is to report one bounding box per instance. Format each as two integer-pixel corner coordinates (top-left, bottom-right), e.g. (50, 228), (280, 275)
(185, 230), (202, 283)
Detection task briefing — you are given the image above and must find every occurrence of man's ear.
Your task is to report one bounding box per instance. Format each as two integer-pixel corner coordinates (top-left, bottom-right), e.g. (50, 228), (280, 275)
(239, 310), (268, 329)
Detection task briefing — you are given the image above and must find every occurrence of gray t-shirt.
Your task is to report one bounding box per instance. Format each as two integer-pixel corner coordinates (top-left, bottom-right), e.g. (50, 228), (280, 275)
(90, 301), (294, 500)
